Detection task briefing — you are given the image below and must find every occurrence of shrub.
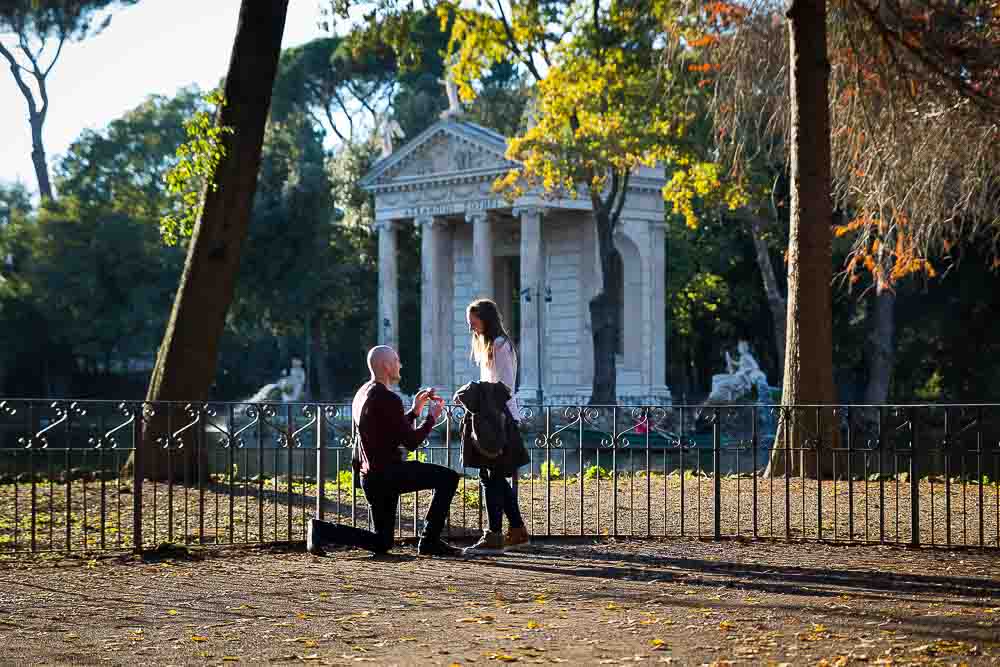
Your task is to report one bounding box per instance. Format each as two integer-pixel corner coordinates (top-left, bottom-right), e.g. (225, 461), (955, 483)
(461, 488), (481, 508)
(324, 469), (354, 493)
(583, 464), (611, 480)
(539, 461), (562, 481)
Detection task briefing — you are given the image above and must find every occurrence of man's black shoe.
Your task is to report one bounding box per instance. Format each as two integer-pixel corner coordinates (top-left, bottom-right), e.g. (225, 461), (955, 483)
(417, 538), (463, 557)
(306, 518), (326, 556)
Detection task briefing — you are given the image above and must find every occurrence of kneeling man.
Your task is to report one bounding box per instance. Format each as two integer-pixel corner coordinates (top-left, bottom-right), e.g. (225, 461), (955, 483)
(307, 345), (461, 557)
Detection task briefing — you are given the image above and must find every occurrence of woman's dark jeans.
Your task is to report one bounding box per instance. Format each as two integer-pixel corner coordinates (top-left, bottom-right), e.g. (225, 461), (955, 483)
(480, 467), (524, 533)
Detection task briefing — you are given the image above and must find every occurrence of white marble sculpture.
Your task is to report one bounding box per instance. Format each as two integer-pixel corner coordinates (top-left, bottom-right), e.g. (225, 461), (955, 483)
(280, 357), (306, 402)
(707, 340), (771, 403)
(439, 54), (463, 119)
(378, 116), (404, 158)
(246, 358), (306, 403)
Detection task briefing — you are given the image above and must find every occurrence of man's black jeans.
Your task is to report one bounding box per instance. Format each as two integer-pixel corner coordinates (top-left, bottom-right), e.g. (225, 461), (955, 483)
(311, 461), (459, 553)
(480, 467), (524, 533)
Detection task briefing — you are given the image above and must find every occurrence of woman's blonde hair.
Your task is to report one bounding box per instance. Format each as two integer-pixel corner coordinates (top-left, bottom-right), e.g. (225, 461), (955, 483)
(467, 298), (516, 368)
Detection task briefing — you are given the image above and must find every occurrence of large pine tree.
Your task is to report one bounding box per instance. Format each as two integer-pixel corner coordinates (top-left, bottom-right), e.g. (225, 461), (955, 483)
(130, 0), (289, 480)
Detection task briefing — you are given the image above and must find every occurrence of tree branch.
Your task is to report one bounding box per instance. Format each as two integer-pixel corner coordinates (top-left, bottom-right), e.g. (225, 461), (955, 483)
(0, 40), (39, 117)
(42, 34), (65, 78)
(849, 0), (998, 113)
(321, 104), (347, 143)
(610, 170), (630, 227)
(14, 32), (50, 119)
(492, 0), (545, 82)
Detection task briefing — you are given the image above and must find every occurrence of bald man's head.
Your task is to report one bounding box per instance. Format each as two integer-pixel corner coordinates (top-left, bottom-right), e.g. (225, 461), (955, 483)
(368, 345), (401, 384)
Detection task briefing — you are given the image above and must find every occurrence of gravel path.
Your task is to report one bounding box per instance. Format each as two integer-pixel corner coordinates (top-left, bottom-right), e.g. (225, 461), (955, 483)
(1, 538), (999, 665)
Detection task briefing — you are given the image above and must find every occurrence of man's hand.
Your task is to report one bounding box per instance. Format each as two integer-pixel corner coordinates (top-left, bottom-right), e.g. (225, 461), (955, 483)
(412, 388), (436, 415)
(428, 397), (444, 421)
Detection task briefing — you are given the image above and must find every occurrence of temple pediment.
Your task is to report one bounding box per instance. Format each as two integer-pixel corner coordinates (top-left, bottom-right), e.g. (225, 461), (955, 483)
(361, 119), (517, 192)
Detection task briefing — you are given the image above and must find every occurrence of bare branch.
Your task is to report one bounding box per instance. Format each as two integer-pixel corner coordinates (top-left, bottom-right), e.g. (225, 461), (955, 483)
(492, 0), (545, 82)
(0, 40), (39, 116)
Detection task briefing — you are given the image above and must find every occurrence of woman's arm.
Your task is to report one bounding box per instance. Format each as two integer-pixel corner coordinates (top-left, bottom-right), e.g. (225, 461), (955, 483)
(493, 338), (520, 418)
(493, 339), (517, 390)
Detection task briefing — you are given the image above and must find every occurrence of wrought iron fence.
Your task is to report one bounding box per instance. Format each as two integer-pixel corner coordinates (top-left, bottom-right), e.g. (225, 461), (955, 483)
(1, 399), (999, 555)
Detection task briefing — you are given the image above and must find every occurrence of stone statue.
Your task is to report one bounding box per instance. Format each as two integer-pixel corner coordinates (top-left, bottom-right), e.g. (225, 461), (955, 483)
(706, 340), (771, 403)
(377, 115), (404, 158)
(280, 356), (306, 402)
(439, 54), (463, 119)
(246, 357), (306, 404)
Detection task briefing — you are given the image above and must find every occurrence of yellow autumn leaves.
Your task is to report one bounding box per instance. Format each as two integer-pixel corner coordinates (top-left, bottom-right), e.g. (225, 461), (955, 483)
(440, 0), (742, 224)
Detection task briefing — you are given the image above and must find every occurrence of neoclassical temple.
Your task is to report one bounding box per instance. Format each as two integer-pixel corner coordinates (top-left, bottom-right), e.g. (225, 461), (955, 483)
(360, 118), (671, 405)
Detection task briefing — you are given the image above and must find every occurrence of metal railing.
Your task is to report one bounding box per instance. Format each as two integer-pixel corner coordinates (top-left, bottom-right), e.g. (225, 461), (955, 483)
(1, 399), (999, 554)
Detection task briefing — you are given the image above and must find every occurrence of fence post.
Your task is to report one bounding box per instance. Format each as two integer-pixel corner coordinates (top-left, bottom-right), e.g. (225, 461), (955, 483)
(816, 407), (823, 541)
(910, 409), (920, 547)
(751, 405), (759, 539)
(713, 407), (721, 540)
(315, 404), (326, 522)
(132, 403), (144, 555)
(198, 405), (206, 545)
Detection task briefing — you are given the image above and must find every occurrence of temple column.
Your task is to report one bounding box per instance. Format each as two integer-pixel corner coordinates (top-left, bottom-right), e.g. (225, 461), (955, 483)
(376, 219), (399, 350)
(419, 215), (452, 389)
(649, 221), (670, 400)
(468, 212), (494, 301)
(516, 207), (545, 403)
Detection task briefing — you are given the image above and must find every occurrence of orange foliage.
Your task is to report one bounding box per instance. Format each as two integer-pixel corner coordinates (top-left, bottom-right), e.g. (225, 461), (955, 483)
(840, 215), (938, 286)
(834, 216), (868, 237)
(688, 34), (718, 47)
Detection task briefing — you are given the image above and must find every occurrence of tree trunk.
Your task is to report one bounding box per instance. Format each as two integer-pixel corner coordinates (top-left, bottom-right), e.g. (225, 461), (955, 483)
(310, 311), (334, 401)
(589, 210), (620, 405)
(29, 114), (54, 201)
(863, 287), (895, 404)
(862, 286), (896, 477)
(125, 0), (289, 481)
(750, 217), (787, 373)
(766, 0), (838, 479)
(0, 41), (55, 201)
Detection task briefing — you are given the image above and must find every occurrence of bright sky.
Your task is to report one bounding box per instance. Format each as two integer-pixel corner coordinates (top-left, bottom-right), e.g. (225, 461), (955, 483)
(0, 0), (327, 193)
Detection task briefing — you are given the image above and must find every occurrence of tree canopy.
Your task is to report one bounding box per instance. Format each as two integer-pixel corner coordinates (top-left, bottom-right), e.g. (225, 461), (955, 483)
(702, 0), (1000, 286)
(0, 0), (140, 200)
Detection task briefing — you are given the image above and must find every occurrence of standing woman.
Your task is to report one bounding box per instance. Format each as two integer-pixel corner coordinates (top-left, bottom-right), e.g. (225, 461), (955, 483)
(463, 298), (530, 554)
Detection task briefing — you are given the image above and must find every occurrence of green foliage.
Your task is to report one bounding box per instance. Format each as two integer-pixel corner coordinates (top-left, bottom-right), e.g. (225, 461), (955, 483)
(671, 272), (729, 340)
(11, 195), (180, 370)
(0, 1), (139, 42)
(336, 469), (354, 490)
(160, 89), (234, 246)
(461, 488), (481, 508)
(914, 370), (944, 402)
(328, 139), (379, 228)
(539, 461), (562, 481)
(57, 88), (201, 219)
(463, 62), (531, 138)
(664, 207), (784, 395)
(322, 470), (356, 493)
(272, 35), (396, 142)
(0, 183), (31, 218)
(441, 0), (740, 221)
(583, 464), (611, 481)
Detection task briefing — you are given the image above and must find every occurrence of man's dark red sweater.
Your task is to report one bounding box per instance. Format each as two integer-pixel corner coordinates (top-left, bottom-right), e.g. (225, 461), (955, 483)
(351, 381), (435, 475)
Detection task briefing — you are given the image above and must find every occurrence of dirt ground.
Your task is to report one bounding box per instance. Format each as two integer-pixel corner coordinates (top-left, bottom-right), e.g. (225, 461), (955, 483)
(1, 538), (999, 666)
(4, 474), (998, 554)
